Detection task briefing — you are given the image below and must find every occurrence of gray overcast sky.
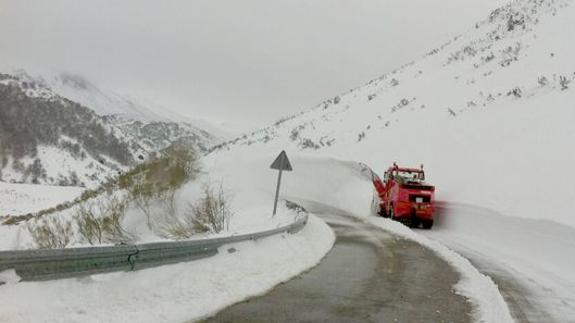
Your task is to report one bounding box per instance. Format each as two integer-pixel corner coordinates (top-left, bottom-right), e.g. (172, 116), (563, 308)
(0, 0), (507, 133)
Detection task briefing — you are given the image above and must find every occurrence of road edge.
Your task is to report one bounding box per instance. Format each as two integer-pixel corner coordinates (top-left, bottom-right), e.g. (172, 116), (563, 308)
(194, 214), (336, 322)
(365, 216), (514, 323)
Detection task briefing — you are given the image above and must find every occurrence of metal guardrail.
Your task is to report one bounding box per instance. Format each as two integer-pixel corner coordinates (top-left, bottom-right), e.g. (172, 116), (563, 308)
(0, 204), (308, 281)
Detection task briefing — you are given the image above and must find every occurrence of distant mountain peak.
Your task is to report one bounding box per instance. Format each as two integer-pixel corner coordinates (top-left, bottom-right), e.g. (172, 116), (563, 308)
(57, 73), (91, 90)
(0, 70), (221, 187)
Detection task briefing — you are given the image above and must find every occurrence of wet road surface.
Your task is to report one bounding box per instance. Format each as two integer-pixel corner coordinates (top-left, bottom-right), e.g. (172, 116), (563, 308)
(201, 202), (472, 323)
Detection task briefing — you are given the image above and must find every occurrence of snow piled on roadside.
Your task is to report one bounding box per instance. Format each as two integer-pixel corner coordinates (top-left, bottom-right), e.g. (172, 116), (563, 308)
(0, 215), (334, 323)
(0, 269), (21, 285)
(423, 202), (575, 321)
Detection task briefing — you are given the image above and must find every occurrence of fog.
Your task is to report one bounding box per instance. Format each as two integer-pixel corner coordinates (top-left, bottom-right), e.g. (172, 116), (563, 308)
(0, 0), (508, 133)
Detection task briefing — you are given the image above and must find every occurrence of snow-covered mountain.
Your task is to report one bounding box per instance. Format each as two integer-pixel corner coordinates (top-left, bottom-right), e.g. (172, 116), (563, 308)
(212, 0), (575, 227)
(48, 72), (167, 121)
(39, 71), (221, 152)
(0, 71), (220, 187)
(11, 70), (169, 122)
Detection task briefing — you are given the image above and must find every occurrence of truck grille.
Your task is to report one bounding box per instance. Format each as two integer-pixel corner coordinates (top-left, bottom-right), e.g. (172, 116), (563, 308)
(409, 195), (431, 203)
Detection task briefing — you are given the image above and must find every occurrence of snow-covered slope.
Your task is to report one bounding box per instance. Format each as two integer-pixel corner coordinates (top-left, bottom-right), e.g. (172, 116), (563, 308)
(103, 115), (216, 155)
(47, 72), (166, 121)
(0, 181), (84, 215)
(213, 0), (575, 228)
(0, 76), (133, 187)
(0, 71), (220, 187)
(25, 71), (227, 140)
(11, 70), (172, 123)
(9, 70), (221, 146)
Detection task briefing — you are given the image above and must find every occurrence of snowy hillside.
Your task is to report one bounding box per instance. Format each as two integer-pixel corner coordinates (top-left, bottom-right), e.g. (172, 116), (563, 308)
(12, 70), (171, 122)
(45, 72), (234, 140)
(47, 72), (166, 121)
(46, 72), (222, 153)
(0, 76), (132, 187)
(103, 115), (216, 154)
(0, 71), (219, 187)
(213, 0), (575, 228)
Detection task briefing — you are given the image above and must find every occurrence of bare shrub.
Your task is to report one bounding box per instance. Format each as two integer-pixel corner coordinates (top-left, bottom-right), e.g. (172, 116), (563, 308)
(507, 87), (522, 98)
(560, 76), (570, 90)
(76, 196), (135, 245)
(159, 211), (196, 240)
(99, 196), (135, 244)
(299, 138), (320, 150)
(76, 203), (102, 244)
(190, 184), (232, 234)
(289, 128), (300, 141)
(28, 218), (72, 249)
(160, 184), (232, 239)
(121, 147), (200, 229)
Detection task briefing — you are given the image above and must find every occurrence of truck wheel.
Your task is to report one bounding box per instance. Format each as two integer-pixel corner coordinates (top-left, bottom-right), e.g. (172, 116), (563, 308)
(378, 203), (387, 217)
(380, 207), (388, 218)
(422, 220), (433, 229)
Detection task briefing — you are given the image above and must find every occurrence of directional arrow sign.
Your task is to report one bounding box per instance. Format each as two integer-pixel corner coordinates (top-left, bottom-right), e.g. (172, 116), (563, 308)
(270, 150), (292, 216)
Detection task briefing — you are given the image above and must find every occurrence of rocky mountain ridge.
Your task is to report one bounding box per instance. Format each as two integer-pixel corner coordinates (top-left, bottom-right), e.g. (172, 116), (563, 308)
(0, 72), (219, 187)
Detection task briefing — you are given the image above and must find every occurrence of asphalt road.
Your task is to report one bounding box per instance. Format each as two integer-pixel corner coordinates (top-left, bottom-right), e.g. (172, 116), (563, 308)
(201, 202), (472, 323)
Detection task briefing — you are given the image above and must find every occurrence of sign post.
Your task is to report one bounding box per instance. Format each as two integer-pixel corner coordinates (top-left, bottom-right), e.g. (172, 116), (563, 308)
(270, 150), (293, 216)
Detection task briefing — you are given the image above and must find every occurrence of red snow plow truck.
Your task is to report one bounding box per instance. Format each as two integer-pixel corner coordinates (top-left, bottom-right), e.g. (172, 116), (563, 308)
(371, 163), (435, 229)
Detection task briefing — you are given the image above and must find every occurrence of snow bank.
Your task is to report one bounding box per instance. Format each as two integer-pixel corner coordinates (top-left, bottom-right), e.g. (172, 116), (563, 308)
(423, 202), (575, 321)
(0, 269), (21, 285)
(366, 217), (514, 323)
(0, 215), (334, 323)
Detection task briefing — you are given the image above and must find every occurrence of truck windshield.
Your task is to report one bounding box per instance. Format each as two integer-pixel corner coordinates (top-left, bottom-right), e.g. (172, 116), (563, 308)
(394, 170), (424, 181)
